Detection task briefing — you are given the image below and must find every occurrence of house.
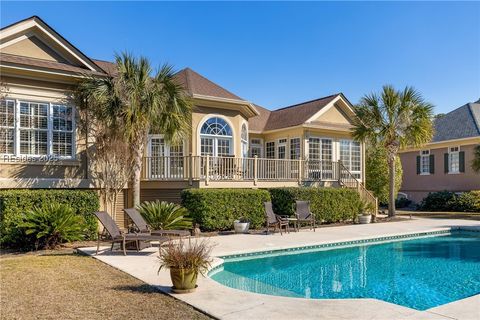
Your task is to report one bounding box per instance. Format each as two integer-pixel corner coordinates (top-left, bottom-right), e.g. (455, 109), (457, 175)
(399, 100), (480, 203)
(0, 16), (372, 226)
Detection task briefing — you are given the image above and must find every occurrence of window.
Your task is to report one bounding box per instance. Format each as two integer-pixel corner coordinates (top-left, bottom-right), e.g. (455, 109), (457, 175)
(340, 140), (361, 178)
(277, 139), (287, 159)
(420, 150), (430, 174)
(266, 141), (275, 158)
(200, 116), (232, 157)
(0, 99), (75, 158)
(0, 100), (15, 154)
(241, 123), (248, 158)
(250, 138), (262, 157)
(448, 146), (460, 173)
(290, 138), (301, 160)
(308, 137), (333, 179)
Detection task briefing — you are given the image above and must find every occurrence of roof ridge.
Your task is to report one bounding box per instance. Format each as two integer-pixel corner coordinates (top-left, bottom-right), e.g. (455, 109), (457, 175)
(272, 93), (340, 112)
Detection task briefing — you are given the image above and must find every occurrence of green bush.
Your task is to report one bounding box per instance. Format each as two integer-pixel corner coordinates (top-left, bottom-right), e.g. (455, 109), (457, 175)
(137, 200), (192, 230)
(0, 189), (99, 248)
(419, 190), (480, 212)
(268, 187), (362, 223)
(181, 189), (271, 231)
(17, 203), (86, 249)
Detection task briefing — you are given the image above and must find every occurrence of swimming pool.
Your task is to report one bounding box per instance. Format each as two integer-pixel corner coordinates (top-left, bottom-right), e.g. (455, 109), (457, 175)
(209, 231), (480, 310)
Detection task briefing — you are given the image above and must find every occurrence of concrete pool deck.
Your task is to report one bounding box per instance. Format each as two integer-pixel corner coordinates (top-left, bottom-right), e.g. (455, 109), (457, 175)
(79, 218), (480, 320)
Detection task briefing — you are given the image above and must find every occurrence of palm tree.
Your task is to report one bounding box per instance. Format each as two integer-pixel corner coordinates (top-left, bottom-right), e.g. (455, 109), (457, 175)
(77, 53), (192, 206)
(352, 85), (434, 217)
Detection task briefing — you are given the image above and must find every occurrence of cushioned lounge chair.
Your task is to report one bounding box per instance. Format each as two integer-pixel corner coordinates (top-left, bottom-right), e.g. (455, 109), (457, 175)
(123, 208), (191, 237)
(264, 202), (289, 235)
(94, 211), (170, 255)
(295, 201), (316, 231)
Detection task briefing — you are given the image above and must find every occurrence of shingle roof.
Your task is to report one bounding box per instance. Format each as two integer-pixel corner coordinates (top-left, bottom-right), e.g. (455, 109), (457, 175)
(252, 94), (339, 131)
(173, 68), (245, 101)
(92, 59), (117, 76)
(0, 52), (107, 76)
(432, 100), (480, 142)
(248, 104), (271, 131)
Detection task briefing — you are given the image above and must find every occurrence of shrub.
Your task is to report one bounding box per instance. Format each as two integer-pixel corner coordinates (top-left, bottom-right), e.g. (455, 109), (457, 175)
(158, 238), (213, 276)
(0, 189), (99, 248)
(137, 200), (192, 230)
(268, 187), (362, 223)
(395, 197), (412, 209)
(181, 189), (271, 231)
(17, 203), (86, 249)
(419, 190), (480, 212)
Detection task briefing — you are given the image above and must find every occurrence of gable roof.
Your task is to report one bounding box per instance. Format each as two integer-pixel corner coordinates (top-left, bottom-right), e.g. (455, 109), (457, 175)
(173, 68), (245, 101)
(249, 94), (342, 132)
(432, 100), (480, 142)
(0, 15), (106, 75)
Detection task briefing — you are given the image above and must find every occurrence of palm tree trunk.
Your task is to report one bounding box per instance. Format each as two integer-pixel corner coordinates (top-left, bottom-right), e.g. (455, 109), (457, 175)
(131, 139), (145, 207)
(388, 157), (396, 217)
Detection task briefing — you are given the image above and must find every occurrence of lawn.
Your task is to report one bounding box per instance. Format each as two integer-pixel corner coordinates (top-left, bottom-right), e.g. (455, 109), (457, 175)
(0, 251), (212, 320)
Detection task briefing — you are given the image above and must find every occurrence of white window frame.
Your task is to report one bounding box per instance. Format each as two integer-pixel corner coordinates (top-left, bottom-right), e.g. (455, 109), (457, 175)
(265, 141), (275, 159)
(290, 137), (301, 160)
(448, 146), (460, 174)
(147, 134), (186, 178)
(339, 139), (361, 179)
(198, 115), (234, 157)
(0, 99), (76, 160)
(277, 138), (287, 159)
(241, 122), (248, 158)
(249, 138), (263, 158)
(420, 149), (430, 175)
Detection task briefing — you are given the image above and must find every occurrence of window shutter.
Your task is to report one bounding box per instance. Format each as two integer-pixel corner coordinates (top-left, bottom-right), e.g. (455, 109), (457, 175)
(459, 151), (465, 173)
(429, 154), (435, 174)
(416, 156), (421, 174)
(444, 153), (449, 173)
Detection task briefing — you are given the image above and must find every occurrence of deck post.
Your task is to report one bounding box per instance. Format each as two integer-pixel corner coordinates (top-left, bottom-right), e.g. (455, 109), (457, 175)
(205, 155), (210, 186)
(188, 153), (193, 186)
(337, 161), (342, 185)
(253, 155), (258, 186)
(298, 157), (303, 185)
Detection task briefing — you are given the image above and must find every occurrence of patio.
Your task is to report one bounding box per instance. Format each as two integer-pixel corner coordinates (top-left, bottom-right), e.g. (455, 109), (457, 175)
(79, 218), (480, 320)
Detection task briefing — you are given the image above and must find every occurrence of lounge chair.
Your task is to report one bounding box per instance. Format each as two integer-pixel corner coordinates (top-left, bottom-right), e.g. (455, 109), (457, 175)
(123, 208), (191, 237)
(94, 211), (170, 255)
(295, 201), (316, 231)
(264, 202), (289, 235)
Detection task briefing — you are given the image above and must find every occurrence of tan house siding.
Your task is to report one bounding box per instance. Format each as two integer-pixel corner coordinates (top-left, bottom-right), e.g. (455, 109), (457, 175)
(400, 143), (480, 203)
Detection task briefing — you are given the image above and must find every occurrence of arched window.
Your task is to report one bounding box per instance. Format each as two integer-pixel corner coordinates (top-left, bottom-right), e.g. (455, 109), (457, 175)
(241, 123), (248, 158)
(200, 116), (233, 157)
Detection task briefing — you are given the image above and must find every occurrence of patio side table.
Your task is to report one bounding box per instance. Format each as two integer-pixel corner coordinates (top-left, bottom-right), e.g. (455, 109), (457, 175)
(286, 217), (299, 232)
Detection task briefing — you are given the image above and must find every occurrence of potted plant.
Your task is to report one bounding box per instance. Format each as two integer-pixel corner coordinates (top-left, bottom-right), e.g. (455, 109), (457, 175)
(158, 238), (213, 293)
(233, 217), (250, 233)
(357, 201), (376, 224)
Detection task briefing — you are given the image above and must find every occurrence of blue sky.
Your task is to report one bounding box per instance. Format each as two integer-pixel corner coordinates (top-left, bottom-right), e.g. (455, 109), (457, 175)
(1, 1), (479, 114)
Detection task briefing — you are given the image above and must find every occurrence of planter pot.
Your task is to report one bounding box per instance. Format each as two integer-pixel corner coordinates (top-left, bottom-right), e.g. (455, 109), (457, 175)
(233, 221), (250, 233)
(358, 214), (372, 224)
(170, 268), (198, 293)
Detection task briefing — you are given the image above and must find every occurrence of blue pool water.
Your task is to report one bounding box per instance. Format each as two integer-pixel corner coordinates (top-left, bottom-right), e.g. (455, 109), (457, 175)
(210, 232), (480, 310)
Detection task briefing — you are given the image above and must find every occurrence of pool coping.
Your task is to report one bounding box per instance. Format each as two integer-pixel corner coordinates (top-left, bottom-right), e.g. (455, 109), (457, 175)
(80, 220), (480, 320)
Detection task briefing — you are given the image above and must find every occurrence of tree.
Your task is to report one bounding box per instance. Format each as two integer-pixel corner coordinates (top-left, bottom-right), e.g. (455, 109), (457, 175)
(366, 144), (402, 205)
(352, 85), (434, 217)
(76, 53), (192, 207)
(472, 145), (480, 173)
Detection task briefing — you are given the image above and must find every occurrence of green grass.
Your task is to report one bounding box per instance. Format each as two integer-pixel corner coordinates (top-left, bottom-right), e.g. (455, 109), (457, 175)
(0, 251), (212, 320)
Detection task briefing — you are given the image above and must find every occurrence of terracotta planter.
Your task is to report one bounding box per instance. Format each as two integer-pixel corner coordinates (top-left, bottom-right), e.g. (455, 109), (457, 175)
(358, 214), (372, 224)
(233, 221), (250, 233)
(170, 268), (198, 293)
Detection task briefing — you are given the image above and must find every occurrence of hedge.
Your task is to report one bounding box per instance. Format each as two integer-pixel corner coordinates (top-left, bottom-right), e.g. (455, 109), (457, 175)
(181, 189), (271, 231)
(269, 187), (362, 223)
(0, 189), (100, 247)
(419, 191), (480, 212)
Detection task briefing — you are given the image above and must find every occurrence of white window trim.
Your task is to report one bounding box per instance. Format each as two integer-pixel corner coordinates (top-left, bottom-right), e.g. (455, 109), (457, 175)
(0, 99), (76, 160)
(419, 149), (430, 175)
(289, 137), (301, 160)
(249, 137), (263, 158)
(265, 140), (276, 159)
(197, 114), (234, 157)
(448, 146), (460, 174)
(339, 139), (362, 178)
(277, 137), (287, 159)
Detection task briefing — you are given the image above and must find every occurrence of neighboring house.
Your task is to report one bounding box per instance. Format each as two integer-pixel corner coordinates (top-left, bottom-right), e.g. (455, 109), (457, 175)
(0, 16), (372, 226)
(399, 100), (480, 203)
